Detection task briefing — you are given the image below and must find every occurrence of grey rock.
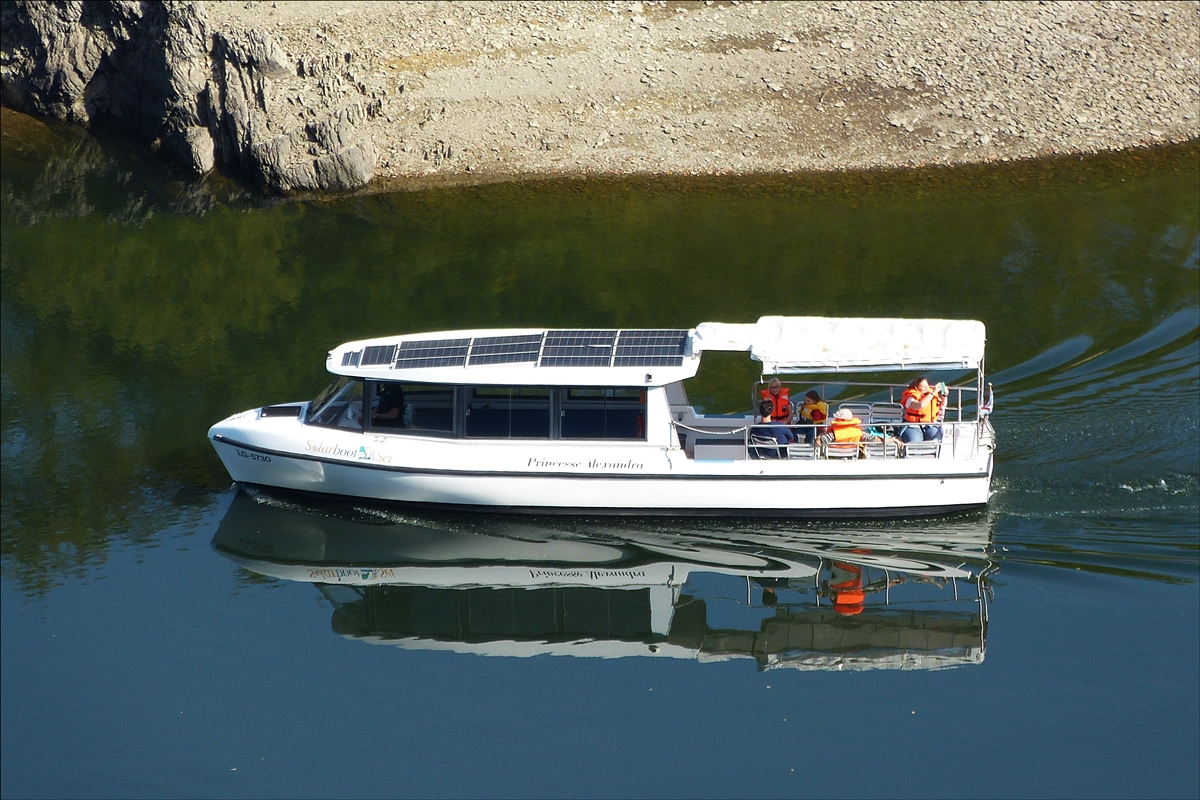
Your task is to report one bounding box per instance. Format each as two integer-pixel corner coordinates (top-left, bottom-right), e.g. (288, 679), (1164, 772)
(313, 140), (375, 191)
(1, 0), (374, 193)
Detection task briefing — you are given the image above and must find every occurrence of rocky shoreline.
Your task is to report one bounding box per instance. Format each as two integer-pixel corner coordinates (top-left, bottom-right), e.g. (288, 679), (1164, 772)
(2, 0), (1197, 194)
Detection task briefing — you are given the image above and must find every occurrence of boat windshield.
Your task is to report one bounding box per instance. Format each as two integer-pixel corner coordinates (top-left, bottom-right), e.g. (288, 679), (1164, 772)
(308, 377), (352, 424)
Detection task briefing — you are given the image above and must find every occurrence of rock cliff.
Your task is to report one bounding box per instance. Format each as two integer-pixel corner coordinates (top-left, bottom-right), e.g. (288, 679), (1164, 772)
(0, 0), (376, 192)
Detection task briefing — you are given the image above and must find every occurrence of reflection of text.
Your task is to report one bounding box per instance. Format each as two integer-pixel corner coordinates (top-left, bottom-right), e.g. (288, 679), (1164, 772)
(307, 567), (397, 581)
(529, 569), (648, 580)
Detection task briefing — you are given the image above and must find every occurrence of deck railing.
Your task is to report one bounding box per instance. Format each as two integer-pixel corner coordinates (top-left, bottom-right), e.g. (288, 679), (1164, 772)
(676, 419), (989, 461)
(676, 378), (992, 461)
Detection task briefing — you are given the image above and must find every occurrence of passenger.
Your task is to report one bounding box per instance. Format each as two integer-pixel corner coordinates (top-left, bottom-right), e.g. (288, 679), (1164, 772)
(759, 378), (792, 424)
(755, 576), (790, 606)
(754, 399), (796, 445)
(826, 561), (866, 615)
(899, 376), (948, 443)
(818, 408), (883, 455)
(371, 383), (405, 428)
(820, 560), (906, 615)
(797, 390), (829, 444)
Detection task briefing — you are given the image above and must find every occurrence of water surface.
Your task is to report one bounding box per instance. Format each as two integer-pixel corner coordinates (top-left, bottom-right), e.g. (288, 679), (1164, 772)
(2, 110), (1197, 797)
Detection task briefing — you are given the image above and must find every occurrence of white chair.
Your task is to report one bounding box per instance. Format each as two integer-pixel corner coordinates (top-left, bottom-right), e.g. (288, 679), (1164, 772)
(904, 441), (941, 458)
(787, 442), (818, 460)
(869, 403), (904, 425)
(863, 439), (901, 459)
(836, 403), (872, 420)
(823, 441), (860, 459)
(749, 432), (786, 460)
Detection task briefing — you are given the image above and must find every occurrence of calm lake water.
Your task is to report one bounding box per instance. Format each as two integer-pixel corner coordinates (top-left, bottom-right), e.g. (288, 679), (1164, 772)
(2, 109), (1198, 798)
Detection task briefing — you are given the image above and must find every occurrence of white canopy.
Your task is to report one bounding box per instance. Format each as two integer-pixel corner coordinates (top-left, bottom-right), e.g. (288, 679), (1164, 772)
(693, 316), (986, 373)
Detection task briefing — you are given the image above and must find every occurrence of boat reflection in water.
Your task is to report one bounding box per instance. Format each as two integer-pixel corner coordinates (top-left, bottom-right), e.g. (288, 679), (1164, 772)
(212, 489), (996, 672)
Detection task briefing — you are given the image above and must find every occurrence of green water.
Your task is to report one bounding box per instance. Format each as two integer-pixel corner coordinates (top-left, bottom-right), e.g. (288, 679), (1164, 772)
(2, 109), (1197, 797)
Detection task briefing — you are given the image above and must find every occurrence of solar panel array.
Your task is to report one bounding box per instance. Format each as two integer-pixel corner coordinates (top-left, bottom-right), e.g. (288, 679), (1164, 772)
(344, 329), (691, 371)
(614, 329), (688, 367)
(539, 330), (618, 367)
(360, 344), (396, 367)
(394, 338), (470, 368)
(468, 334), (543, 366)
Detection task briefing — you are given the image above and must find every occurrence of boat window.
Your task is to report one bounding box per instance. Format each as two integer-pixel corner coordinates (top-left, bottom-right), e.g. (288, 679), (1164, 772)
(466, 387), (551, 439)
(367, 383), (455, 436)
(307, 379), (364, 430)
(561, 388), (645, 440)
(367, 381), (407, 430)
(309, 377), (349, 419)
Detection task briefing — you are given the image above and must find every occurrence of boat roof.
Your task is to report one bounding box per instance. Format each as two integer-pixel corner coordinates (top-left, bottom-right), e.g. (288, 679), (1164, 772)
(327, 327), (701, 386)
(696, 316), (987, 373)
(326, 317), (986, 385)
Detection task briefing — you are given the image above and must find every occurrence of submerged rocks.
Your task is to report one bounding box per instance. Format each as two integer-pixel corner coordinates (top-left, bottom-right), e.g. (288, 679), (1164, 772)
(0, 0), (376, 193)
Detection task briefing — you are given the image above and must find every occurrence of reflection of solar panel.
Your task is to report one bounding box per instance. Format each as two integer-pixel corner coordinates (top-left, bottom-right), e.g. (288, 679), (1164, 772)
(341, 350), (362, 367)
(394, 338), (470, 368)
(614, 329), (688, 367)
(360, 345), (397, 367)
(540, 330), (618, 367)
(468, 334), (544, 366)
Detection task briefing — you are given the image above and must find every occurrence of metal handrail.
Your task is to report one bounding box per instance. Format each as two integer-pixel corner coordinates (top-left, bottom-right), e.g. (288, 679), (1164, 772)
(754, 379), (982, 425)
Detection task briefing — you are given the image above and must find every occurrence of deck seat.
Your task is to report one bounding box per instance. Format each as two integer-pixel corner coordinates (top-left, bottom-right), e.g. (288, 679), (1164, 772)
(904, 441), (941, 458)
(786, 442), (818, 460)
(863, 439), (901, 459)
(749, 432), (786, 460)
(823, 442), (860, 459)
(869, 403), (904, 425)
(836, 403), (872, 420)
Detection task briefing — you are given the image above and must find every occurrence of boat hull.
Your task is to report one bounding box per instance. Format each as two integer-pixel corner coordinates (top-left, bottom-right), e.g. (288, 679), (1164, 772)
(210, 422), (992, 518)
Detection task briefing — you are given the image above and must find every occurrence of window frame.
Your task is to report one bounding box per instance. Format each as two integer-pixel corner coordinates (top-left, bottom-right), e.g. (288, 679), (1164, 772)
(305, 378), (366, 431)
(361, 380), (458, 438)
(463, 386), (554, 440)
(318, 381), (648, 442)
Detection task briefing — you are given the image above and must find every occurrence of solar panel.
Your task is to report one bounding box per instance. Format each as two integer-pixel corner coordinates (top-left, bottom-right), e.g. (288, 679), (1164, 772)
(394, 338), (469, 369)
(340, 350), (362, 367)
(540, 330), (617, 367)
(613, 329), (688, 367)
(468, 333), (543, 366)
(360, 344), (397, 367)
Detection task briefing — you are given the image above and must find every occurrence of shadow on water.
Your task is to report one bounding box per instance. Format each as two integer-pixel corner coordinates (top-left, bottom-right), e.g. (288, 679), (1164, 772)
(1, 105), (1197, 596)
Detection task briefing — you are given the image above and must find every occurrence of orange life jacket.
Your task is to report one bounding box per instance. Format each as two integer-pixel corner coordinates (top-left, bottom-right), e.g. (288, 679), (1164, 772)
(830, 417), (864, 442)
(830, 563), (865, 614)
(902, 387), (940, 423)
(760, 387), (791, 421)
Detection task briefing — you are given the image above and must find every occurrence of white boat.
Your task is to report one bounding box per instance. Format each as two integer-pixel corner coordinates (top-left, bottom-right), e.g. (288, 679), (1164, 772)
(208, 316), (995, 517)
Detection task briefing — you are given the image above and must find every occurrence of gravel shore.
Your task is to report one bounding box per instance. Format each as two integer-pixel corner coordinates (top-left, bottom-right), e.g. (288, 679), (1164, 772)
(211, 0), (1199, 190)
(4, 1), (1196, 192)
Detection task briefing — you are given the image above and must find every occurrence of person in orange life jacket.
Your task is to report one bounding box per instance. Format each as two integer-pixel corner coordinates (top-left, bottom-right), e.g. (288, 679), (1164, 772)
(797, 390), (828, 444)
(817, 407), (883, 450)
(760, 378), (792, 424)
(753, 399), (796, 445)
(820, 557), (906, 615)
(827, 561), (867, 615)
(898, 376), (948, 444)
